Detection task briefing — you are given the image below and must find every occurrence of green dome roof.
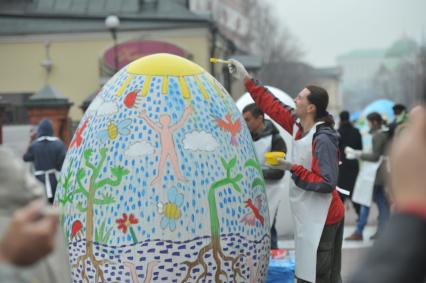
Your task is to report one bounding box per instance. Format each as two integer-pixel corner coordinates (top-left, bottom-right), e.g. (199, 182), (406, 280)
(385, 37), (418, 58)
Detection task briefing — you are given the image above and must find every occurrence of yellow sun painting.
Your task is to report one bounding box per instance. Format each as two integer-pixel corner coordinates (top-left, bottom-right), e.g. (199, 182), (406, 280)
(114, 53), (226, 100)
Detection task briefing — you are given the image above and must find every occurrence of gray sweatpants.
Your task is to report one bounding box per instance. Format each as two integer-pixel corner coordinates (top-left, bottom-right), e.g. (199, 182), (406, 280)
(297, 219), (344, 283)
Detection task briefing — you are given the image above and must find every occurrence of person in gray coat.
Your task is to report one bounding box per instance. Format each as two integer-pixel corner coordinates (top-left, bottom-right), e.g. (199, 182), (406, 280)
(0, 146), (71, 283)
(345, 112), (390, 241)
(349, 106), (426, 283)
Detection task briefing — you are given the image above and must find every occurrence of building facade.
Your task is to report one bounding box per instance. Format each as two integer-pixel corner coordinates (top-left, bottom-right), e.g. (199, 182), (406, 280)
(0, 0), (232, 125)
(337, 36), (420, 110)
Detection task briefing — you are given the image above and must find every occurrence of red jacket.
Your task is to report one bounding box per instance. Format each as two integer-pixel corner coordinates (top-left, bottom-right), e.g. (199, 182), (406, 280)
(245, 79), (344, 225)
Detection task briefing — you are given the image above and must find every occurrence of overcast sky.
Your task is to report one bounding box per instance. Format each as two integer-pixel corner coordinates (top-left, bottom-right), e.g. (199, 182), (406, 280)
(267, 0), (426, 67)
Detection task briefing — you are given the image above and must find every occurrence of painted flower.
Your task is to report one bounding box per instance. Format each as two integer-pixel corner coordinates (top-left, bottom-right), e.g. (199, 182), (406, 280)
(116, 213), (138, 234)
(157, 187), (184, 231)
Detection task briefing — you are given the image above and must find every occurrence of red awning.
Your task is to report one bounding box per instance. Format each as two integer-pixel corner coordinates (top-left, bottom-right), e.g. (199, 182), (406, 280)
(103, 40), (188, 70)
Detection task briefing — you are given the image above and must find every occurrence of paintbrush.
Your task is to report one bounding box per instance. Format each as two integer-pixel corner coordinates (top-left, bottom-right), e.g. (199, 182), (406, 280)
(210, 58), (231, 64)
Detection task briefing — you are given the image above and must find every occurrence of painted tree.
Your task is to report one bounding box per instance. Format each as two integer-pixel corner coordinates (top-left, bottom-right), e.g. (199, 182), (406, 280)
(72, 148), (129, 282)
(244, 159), (265, 190)
(57, 159), (75, 242)
(182, 157), (264, 283)
(57, 159), (74, 223)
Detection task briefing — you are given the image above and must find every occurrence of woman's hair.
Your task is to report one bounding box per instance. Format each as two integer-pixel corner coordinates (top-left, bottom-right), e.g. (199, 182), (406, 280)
(306, 85), (335, 127)
(366, 112), (383, 124)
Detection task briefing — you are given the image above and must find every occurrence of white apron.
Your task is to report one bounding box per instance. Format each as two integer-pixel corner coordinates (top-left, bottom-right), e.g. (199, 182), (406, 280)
(34, 169), (59, 199)
(351, 132), (383, 207)
(351, 159), (382, 207)
(254, 135), (283, 225)
(290, 122), (332, 282)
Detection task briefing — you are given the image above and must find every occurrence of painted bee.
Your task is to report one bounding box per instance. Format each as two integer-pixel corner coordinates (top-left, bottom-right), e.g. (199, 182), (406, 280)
(96, 119), (131, 143)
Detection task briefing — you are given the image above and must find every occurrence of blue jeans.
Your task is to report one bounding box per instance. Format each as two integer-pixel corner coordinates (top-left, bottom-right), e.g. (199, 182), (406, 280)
(356, 185), (390, 234)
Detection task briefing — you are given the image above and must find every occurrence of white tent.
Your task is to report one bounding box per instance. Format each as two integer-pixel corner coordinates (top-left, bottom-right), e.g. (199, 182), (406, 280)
(236, 86), (295, 237)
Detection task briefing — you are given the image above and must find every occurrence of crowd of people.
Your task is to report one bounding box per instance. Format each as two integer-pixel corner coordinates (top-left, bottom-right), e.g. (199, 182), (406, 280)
(0, 59), (424, 283)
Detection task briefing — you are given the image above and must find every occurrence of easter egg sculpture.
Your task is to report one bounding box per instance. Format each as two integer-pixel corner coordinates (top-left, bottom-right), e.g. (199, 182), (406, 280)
(56, 53), (270, 283)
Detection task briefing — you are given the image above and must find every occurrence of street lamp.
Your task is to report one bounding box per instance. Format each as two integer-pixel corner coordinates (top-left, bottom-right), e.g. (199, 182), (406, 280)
(105, 15), (120, 73)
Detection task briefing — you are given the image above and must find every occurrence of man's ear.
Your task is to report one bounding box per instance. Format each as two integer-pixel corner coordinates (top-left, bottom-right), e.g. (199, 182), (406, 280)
(307, 104), (316, 114)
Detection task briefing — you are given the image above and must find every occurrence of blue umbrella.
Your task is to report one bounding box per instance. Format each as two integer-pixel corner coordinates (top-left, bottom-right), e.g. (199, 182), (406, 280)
(361, 99), (395, 123)
(350, 111), (361, 122)
(356, 99), (395, 149)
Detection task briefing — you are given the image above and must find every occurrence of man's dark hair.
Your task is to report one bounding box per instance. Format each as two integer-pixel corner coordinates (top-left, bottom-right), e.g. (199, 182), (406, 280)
(366, 112), (383, 124)
(242, 103), (264, 119)
(339, 111), (350, 122)
(306, 85), (334, 126)
(392, 104), (406, 114)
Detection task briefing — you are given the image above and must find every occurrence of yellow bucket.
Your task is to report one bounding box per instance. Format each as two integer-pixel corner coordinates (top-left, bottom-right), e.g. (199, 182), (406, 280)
(264, 151), (286, 166)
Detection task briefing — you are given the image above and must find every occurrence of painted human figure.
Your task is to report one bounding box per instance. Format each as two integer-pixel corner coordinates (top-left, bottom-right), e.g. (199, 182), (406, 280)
(139, 106), (192, 186)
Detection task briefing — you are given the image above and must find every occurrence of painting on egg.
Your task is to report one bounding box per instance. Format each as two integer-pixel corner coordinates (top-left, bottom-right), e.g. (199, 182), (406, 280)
(56, 53), (270, 283)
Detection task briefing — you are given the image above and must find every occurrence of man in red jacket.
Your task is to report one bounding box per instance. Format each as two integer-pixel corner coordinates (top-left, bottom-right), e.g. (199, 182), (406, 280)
(229, 59), (345, 283)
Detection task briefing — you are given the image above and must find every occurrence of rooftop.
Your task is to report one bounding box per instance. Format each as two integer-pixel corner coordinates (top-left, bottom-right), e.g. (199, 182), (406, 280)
(337, 49), (385, 60)
(385, 36), (418, 58)
(0, 0), (211, 35)
(26, 84), (72, 106)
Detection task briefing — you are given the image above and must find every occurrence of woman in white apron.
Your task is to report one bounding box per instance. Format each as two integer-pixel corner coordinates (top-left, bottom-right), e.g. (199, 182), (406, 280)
(345, 112), (391, 241)
(228, 59), (345, 283)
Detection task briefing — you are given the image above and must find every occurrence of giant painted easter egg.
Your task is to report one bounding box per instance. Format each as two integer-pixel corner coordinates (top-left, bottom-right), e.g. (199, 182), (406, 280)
(56, 53), (270, 283)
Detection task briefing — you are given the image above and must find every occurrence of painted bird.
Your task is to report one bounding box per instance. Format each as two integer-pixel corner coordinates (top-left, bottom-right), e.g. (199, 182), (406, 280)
(71, 220), (83, 240)
(214, 113), (241, 146)
(69, 117), (89, 148)
(241, 195), (264, 226)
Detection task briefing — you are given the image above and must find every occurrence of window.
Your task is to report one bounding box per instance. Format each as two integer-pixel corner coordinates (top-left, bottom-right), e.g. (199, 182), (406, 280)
(0, 93), (32, 125)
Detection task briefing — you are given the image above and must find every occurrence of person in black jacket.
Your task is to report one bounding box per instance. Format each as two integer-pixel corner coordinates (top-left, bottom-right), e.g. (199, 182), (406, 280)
(349, 105), (426, 283)
(337, 111), (362, 217)
(243, 103), (287, 249)
(23, 119), (67, 203)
